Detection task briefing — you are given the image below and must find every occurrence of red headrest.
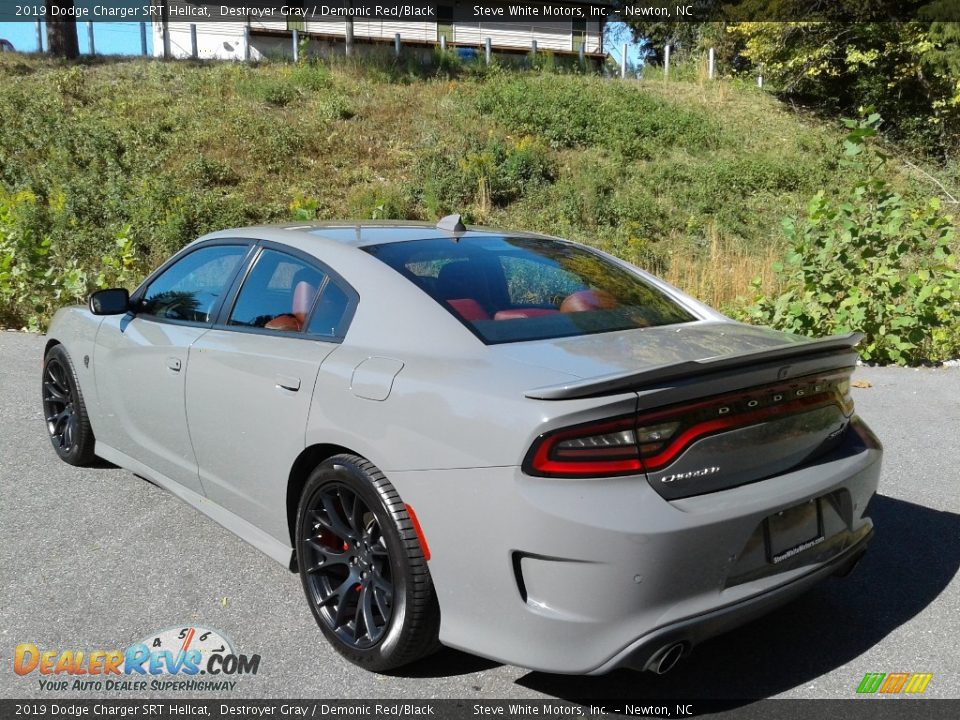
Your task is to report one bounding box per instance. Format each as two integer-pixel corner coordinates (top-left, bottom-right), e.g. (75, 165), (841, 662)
(560, 289), (619, 313)
(293, 281), (318, 324)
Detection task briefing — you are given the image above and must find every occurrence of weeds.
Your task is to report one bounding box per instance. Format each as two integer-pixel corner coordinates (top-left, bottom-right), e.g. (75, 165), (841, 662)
(1, 53), (955, 346)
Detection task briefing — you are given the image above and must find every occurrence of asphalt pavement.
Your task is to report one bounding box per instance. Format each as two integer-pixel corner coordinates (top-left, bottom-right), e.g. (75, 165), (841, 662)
(1, 330), (958, 704)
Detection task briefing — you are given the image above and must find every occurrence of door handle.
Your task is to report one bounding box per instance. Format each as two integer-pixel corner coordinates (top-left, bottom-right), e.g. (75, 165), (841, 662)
(275, 374), (301, 392)
(166, 357), (182, 372)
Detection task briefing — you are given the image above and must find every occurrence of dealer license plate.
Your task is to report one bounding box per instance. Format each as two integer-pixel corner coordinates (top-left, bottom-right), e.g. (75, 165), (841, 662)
(766, 499), (824, 564)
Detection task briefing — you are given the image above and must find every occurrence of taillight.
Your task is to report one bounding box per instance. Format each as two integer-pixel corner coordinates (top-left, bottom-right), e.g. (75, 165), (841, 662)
(523, 369), (854, 478)
(526, 415), (646, 477)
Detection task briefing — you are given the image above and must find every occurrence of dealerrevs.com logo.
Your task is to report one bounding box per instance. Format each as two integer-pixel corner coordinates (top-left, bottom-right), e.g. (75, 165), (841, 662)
(13, 626), (261, 692)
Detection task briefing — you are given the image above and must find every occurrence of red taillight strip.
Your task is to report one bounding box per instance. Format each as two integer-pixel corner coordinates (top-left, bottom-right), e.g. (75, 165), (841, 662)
(530, 449), (643, 477)
(528, 415), (642, 476)
(524, 369), (854, 478)
(639, 391), (839, 471)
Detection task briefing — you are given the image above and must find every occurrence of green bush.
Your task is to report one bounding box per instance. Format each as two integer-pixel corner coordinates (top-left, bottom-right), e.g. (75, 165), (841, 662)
(473, 75), (728, 159)
(742, 114), (960, 364)
(414, 134), (554, 217)
(346, 183), (416, 220)
(1, 55), (955, 336)
(239, 74), (300, 106)
(501, 156), (671, 274)
(0, 190), (141, 330)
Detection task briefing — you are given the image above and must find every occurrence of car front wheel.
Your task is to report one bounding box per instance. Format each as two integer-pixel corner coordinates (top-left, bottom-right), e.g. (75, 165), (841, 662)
(42, 344), (96, 466)
(295, 454), (440, 671)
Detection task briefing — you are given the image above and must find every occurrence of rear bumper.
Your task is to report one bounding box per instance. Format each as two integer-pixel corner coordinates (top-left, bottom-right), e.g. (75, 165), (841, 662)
(589, 525), (872, 674)
(391, 419), (882, 675)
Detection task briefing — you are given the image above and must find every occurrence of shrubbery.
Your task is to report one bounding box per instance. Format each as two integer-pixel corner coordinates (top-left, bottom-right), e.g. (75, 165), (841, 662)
(414, 134), (554, 218)
(347, 183), (416, 220)
(473, 74), (728, 159)
(1, 56), (956, 366)
(741, 114), (960, 364)
(0, 190), (138, 330)
(0, 58), (353, 329)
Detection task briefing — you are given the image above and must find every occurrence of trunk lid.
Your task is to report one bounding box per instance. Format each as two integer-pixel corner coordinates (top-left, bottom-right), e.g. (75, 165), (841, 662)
(508, 321), (861, 499)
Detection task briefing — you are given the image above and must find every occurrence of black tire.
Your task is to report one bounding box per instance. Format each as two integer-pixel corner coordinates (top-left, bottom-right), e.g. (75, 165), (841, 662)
(41, 344), (96, 467)
(295, 454), (440, 672)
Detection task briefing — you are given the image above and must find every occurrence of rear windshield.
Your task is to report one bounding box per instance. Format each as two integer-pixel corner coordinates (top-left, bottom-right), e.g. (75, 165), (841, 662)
(364, 236), (695, 344)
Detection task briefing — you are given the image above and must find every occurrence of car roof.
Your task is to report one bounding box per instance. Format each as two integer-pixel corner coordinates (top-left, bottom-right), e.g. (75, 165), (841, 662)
(198, 221), (556, 249)
(190, 221), (571, 356)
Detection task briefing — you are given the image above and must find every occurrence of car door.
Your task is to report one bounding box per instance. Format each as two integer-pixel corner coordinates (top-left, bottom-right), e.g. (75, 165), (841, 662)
(184, 244), (356, 544)
(93, 242), (253, 495)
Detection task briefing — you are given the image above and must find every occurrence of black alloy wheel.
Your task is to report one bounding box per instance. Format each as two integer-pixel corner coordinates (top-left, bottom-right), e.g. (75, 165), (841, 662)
(301, 481), (395, 648)
(41, 344), (95, 466)
(296, 454), (440, 671)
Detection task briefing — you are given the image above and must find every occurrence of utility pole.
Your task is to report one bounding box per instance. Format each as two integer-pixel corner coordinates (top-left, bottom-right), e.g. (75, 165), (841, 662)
(345, 1), (354, 57)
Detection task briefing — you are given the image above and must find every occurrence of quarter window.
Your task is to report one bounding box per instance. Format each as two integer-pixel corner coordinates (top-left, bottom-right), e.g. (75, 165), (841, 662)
(229, 249), (326, 333)
(306, 281), (350, 337)
(140, 245), (247, 323)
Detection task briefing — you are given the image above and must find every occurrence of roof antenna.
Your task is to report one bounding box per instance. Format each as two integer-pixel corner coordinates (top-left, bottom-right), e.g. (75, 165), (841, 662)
(437, 214), (466, 232)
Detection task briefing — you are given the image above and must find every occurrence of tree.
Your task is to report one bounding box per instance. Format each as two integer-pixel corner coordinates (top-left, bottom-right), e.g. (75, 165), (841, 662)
(613, 1), (727, 62)
(45, 1), (79, 58)
(726, 2), (960, 155)
(628, 22), (706, 62)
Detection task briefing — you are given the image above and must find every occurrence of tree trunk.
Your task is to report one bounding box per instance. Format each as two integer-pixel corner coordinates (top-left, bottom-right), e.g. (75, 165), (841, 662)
(45, 1), (79, 58)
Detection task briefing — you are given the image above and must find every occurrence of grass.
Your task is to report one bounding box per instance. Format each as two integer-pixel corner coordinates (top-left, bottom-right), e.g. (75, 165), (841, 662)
(0, 53), (955, 328)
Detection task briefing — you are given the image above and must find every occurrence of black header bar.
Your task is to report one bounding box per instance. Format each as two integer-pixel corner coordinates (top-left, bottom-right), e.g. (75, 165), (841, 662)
(1, 699), (960, 720)
(3, 1), (960, 24)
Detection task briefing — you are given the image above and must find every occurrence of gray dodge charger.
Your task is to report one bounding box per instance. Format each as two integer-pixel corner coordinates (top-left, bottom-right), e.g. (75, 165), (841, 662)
(43, 218), (882, 675)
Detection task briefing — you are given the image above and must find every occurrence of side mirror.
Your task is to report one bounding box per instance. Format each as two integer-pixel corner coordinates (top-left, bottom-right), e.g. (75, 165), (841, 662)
(89, 288), (130, 316)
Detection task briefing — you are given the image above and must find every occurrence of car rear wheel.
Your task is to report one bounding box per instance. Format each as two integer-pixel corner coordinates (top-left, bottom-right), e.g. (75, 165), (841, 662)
(295, 454), (440, 671)
(41, 344), (96, 466)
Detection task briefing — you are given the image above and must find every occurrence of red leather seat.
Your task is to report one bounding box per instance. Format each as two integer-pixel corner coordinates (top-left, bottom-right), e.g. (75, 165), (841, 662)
(447, 298), (490, 321)
(264, 314), (301, 332)
(436, 262), (496, 323)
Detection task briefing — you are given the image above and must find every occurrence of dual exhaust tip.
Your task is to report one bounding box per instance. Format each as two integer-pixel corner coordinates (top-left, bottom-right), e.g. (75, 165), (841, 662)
(638, 548), (869, 676)
(644, 641), (686, 675)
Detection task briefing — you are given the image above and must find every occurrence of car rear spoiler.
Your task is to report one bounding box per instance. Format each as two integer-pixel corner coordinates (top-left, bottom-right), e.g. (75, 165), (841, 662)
(524, 332), (864, 401)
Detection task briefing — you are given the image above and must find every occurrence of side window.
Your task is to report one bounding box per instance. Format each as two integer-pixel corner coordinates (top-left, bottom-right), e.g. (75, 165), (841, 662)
(140, 245), (247, 323)
(229, 249), (325, 333)
(306, 281), (350, 338)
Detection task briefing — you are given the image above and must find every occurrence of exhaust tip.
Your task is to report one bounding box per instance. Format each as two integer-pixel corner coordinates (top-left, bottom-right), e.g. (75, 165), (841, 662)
(646, 642), (686, 675)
